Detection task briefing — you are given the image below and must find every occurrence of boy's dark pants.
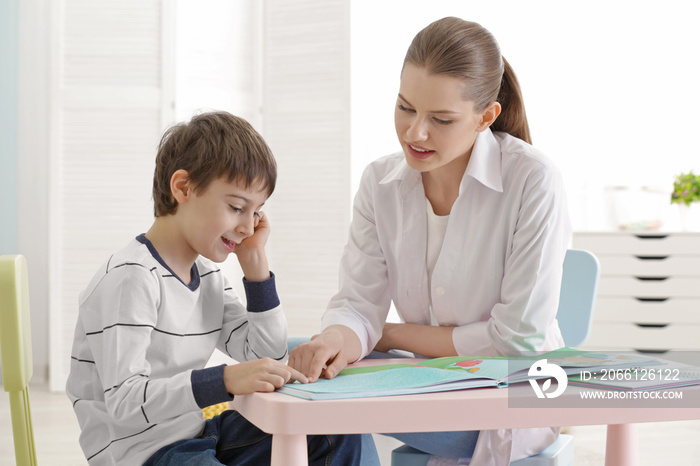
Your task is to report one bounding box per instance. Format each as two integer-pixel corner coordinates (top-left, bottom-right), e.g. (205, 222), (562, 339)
(143, 409), (362, 465)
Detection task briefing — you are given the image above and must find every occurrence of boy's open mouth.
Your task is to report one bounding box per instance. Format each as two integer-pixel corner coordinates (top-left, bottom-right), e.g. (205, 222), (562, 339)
(221, 237), (236, 252)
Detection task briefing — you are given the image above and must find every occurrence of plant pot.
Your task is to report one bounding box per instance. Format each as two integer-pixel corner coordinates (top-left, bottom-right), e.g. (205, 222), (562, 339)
(678, 203), (700, 231)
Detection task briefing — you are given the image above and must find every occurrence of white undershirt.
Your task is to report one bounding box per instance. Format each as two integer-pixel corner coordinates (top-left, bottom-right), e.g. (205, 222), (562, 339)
(426, 198), (450, 325)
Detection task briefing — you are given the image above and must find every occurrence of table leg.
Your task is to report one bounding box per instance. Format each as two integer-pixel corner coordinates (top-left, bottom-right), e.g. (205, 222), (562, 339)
(271, 433), (308, 466)
(605, 423), (639, 466)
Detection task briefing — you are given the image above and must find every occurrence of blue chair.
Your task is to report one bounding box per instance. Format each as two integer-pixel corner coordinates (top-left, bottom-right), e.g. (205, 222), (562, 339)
(389, 249), (600, 466)
(553, 249), (600, 348)
(392, 433), (575, 466)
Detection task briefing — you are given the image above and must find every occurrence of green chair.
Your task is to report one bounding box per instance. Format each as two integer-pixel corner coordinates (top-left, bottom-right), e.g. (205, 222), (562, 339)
(0, 255), (38, 466)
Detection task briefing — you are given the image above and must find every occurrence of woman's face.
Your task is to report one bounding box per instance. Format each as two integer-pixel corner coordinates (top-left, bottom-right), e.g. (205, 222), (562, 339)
(395, 63), (491, 174)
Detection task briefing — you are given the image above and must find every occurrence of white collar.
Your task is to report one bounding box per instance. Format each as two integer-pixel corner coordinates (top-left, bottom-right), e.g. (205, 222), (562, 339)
(464, 127), (503, 193)
(379, 128), (504, 195)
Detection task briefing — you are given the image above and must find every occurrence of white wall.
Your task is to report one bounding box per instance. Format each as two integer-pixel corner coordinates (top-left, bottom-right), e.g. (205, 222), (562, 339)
(350, 1), (700, 231)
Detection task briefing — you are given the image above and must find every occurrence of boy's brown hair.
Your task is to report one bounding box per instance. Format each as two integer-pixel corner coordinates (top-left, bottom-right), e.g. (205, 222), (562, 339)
(152, 111), (277, 216)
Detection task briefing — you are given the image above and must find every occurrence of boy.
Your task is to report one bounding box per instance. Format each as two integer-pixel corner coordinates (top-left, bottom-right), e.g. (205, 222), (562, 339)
(66, 112), (361, 465)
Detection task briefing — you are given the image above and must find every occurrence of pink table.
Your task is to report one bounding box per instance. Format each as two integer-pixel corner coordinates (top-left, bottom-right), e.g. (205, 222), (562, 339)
(231, 359), (700, 465)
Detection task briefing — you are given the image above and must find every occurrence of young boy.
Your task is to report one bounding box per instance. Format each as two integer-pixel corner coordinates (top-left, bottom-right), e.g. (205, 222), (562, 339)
(65, 112), (361, 465)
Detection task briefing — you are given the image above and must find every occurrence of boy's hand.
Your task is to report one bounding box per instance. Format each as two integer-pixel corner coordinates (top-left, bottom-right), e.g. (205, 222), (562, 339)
(223, 358), (308, 395)
(289, 331), (349, 382)
(236, 211), (270, 253)
(234, 212), (271, 282)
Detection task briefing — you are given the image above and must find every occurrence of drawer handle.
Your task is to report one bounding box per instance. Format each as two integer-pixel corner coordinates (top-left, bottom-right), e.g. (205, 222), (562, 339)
(634, 255), (669, 261)
(634, 234), (668, 240)
(633, 349), (670, 354)
(634, 276), (669, 281)
(635, 323), (669, 328)
(635, 297), (670, 302)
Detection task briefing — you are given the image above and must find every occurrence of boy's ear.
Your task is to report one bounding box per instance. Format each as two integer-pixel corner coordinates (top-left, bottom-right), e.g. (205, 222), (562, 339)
(477, 101), (502, 132)
(170, 169), (192, 204)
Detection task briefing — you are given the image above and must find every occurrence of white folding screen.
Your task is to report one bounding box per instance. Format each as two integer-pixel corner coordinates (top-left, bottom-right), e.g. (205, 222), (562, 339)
(174, 1), (260, 127)
(260, 0), (352, 337)
(47, 0), (351, 390)
(49, 0), (173, 391)
(173, 0), (353, 337)
(173, 0), (260, 305)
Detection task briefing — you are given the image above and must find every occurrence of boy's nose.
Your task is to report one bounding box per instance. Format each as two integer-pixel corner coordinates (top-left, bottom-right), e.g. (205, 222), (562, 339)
(235, 216), (255, 238)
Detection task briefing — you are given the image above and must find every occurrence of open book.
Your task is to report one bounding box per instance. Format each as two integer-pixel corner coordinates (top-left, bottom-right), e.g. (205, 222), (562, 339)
(278, 347), (666, 400)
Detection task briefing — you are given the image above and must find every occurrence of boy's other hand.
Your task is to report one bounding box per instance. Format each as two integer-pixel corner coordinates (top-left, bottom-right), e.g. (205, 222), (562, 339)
(235, 211), (271, 282)
(235, 211), (270, 254)
(288, 331), (348, 382)
(224, 357), (308, 395)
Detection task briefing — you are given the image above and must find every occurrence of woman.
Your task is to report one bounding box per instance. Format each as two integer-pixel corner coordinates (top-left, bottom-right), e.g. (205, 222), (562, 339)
(290, 17), (571, 465)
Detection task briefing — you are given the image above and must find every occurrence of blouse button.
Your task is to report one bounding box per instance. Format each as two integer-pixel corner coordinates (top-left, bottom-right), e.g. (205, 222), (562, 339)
(435, 286), (446, 296)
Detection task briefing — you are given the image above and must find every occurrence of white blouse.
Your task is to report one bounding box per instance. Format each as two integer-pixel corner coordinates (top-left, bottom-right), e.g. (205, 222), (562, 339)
(426, 198), (449, 326)
(322, 128), (572, 359)
(321, 128), (570, 464)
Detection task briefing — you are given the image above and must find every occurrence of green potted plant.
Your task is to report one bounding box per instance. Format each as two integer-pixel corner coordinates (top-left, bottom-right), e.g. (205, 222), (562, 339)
(671, 171), (700, 205)
(671, 171), (700, 230)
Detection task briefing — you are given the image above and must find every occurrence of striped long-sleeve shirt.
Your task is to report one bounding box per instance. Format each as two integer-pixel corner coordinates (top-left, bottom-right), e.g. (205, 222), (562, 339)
(66, 234), (288, 465)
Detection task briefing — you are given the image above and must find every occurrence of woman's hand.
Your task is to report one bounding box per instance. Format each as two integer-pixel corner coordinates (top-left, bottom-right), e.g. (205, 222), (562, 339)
(223, 358), (308, 395)
(373, 323), (399, 353)
(289, 332), (346, 382)
(289, 326), (362, 382)
(373, 323), (458, 358)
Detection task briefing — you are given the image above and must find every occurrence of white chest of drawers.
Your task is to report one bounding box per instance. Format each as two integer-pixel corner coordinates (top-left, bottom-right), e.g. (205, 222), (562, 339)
(573, 232), (700, 352)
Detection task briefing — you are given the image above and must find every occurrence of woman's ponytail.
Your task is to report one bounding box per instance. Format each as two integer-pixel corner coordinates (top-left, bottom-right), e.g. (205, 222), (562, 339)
(492, 57), (532, 144)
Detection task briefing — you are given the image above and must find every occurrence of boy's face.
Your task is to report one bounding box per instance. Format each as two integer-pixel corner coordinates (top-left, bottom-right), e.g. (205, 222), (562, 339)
(177, 176), (268, 263)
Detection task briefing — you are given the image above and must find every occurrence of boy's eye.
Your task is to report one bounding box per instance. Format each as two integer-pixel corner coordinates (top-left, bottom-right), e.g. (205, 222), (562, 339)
(398, 104), (415, 113)
(230, 206), (262, 219)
